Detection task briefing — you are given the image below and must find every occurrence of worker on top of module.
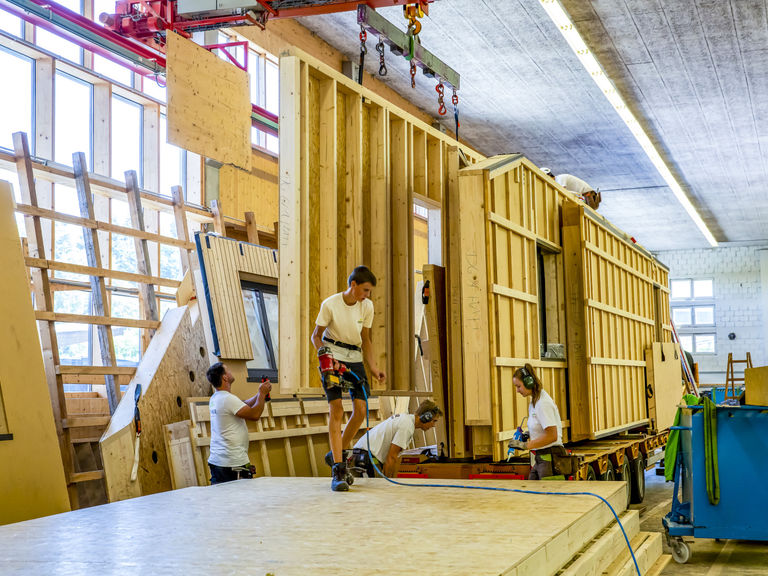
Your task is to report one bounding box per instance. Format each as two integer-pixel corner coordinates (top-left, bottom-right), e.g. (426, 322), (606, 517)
(507, 363), (573, 480)
(311, 265), (387, 492)
(541, 168), (602, 210)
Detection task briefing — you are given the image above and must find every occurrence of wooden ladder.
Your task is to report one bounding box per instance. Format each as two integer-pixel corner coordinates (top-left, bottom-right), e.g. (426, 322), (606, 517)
(725, 352), (752, 401)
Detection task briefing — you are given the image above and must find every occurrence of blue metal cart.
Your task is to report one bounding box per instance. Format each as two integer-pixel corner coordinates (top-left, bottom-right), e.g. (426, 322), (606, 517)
(663, 404), (768, 563)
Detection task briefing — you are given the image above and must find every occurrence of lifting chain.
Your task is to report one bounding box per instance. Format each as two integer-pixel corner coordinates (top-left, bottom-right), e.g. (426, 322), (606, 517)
(376, 38), (387, 76)
(436, 82), (446, 116)
(410, 60), (417, 89)
(452, 88), (460, 140)
(358, 24), (367, 86)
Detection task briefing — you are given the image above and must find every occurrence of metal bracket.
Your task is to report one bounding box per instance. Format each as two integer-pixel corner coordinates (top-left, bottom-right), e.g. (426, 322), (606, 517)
(357, 4), (459, 90)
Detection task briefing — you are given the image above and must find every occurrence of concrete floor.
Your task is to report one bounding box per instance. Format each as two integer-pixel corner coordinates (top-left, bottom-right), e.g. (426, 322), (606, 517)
(638, 469), (768, 574)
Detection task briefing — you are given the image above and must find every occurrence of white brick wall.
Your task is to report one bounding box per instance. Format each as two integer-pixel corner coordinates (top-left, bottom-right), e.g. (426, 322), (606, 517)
(654, 245), (768, 385)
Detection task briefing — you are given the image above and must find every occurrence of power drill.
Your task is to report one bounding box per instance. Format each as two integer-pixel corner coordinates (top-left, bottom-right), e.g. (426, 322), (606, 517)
(318, 346), (360, 389)
(506, 426), (530, 461)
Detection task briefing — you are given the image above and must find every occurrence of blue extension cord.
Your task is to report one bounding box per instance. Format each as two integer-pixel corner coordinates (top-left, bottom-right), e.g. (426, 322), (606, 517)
(359, 389), (641, 576)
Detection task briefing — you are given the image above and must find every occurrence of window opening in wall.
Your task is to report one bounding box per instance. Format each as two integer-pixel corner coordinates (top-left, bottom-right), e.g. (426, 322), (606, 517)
(36, 0), (83, 63)
(55, 71), (93, 166)
(111, 94), (143, 183)
(0, 7), (23, 37)
(536, 243), (565, 360)
(242, 281), (279, 382)
(0, 46), (34, 152)
(0, 378), (11, 441)
(94, 54), (133, 87)
(671, 278), (715, 355)
(159, 114), (185, 197)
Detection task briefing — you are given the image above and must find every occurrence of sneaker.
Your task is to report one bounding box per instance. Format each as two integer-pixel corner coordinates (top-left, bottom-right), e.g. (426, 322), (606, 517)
(331, 463), (350, 492)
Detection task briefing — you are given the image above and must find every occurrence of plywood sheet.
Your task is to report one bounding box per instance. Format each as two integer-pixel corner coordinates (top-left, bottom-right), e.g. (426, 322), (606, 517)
(166, 32), (251, 170)
(218, 151), (278, 226)
(745, 366), (768, 406)
(645, 343), (685, 432)
(0, 477), (626, 575)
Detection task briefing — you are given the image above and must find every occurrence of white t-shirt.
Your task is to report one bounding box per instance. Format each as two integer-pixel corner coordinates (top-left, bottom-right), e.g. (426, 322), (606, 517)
(208, 390), (249, 467)
(315, 292), (374, 363)
(555, 173), (594, 196)
(528, 390), (563, 450)
(353, 413), (414, 463)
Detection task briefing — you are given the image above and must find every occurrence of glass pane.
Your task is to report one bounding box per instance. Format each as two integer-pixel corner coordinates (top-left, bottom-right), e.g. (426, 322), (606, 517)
(251, 126), (265, 147)
(56, 323), (91, 365)
(111, 198), (132, 226)
(160, 244), (182, 280)
(266, 134), (278, 154)
(37, 29), (82, 63)
(672, 307), (692, 326)
(695, 334), (716, 354)
(248, 52), (261, 104)
(114, 327), (140, 365)
(111, 233), (137, 277)
(694, 306), (714, 326)
(159, 115), (183, 196)
(111, 293), (139, 318)
(0, 48), (33, 151)
(54, 221), (88, 275)
(0, 8), (23, 36)
(54, 290), (90, 315)
(158, 298), (175, 320)
(265, 59), (278, 114)
(670, 280), (691, 299)
(243, 289), (271, 371)
(111, 95), (142, 182)
(55, 72), (92, 166)
(94, 54), (132, 86)
(263, 292), (278, 364)
(678, 335), (693, 353)
(693, 279), (713, 299)
(142, 75), (166, 103)
(92, 0), (115, 22)
(55, 184), (81, 216)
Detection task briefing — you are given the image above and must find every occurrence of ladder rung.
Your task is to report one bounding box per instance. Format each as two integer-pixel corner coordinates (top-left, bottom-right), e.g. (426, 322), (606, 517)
(68, 470), (104, 484)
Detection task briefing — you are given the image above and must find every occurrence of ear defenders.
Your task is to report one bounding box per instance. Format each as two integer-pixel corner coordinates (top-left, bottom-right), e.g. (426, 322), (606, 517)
(419, 410), (436, 424)
(519, 367), (535, 390)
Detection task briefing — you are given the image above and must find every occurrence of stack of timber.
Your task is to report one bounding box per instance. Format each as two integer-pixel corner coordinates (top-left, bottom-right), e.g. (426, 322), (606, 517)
(99, 304), (211, 502)
(451, 155), (671, 460)
(0, 476), (667, 575)
(277, 46), (483, 403)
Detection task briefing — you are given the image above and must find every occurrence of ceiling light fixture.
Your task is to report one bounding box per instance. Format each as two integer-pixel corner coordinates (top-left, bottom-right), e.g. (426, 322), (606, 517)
(539, 0), (718, 247)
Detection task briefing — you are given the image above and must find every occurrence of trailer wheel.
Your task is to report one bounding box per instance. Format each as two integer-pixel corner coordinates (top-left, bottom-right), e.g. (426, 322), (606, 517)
(600, 460), (615, 481)
(585, 465), (597, 481)
(618, 458), (632, 509)
(630, 456), (646, 504)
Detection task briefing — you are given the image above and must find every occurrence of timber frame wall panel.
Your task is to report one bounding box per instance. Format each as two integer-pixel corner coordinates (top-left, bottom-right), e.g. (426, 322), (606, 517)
(166, 32), (252, 171)
(563, 204), (670, 441)
(278, 47), (482, 395)
(195, 232), (279, 360)
(456, 156), (571, 460)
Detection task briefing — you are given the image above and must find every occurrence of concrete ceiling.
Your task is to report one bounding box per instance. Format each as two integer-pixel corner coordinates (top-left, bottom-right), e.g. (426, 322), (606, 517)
(297, 0), (768, 251)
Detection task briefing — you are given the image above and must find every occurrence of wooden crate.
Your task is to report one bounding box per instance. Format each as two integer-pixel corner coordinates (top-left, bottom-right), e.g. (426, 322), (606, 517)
(278, 47), (483, 397)
(563, 204), (671, 441)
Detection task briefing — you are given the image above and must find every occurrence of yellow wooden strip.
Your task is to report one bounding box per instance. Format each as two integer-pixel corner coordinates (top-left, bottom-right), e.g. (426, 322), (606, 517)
(56, 366), (136, 376)
(25, 257), (181, 288)
(491, 284), (538, 304)
(588, 357), (647, 367)
(584, 241), (656, 286)
(586, 299), (655, 326)
(36, 311), (160, 329)
(488, 211), (536, 241)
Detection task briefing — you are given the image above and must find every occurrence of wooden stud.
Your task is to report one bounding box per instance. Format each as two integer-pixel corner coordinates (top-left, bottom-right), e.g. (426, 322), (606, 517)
(171, 185), (192, 273)
(244, 212), (261, 245)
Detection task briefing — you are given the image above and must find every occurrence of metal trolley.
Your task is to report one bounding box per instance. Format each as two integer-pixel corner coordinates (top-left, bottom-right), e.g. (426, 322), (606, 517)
(663, 404), (768, 563)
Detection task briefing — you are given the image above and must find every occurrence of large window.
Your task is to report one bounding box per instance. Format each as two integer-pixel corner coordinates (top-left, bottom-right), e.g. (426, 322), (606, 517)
(159, 114), (184, 197)
(671, 278), (715, 354)
(0, 47), (34, 151)
(36, 0), (82, 63)
(0, 7), (23, 37)
(242, 281), (279, 381)
(111, 94), (143, 182)
(55, 71), (93, 166)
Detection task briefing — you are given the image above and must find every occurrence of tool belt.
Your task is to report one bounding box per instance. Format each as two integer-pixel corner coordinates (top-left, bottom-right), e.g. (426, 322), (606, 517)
(322, 336), (361, 352)
(533, 446), (578, 476)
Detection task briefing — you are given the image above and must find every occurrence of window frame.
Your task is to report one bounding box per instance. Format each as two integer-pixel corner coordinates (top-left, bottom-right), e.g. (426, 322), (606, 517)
(241, 280), (279, 382)
(670, 278), (716, 355)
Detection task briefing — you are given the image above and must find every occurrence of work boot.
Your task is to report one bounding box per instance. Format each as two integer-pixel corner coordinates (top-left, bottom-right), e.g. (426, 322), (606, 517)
(331, 463), (350, 492)
(325, 449), (350, 468)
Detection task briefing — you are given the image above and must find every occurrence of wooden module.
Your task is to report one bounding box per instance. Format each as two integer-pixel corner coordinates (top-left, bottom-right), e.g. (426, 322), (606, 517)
(278, 47), (483, 397)
(0, 477), (627, 575)
(166, 32), (252, 171)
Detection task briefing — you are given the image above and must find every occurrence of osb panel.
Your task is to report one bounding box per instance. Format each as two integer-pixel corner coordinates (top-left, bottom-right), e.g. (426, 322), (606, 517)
(196, 233), (278, 360)
(100, 305), (211, 502)
(166, 32), (251, 171)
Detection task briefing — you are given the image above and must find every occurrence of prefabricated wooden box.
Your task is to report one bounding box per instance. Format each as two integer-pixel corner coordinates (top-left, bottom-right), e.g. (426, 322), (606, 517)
(452, 155), (671, 459)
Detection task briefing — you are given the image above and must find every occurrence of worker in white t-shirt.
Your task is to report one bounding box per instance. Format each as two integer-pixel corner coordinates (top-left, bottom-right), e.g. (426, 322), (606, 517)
(554, 173), (602, 210)
(507, 363), (567, 480)
(311, 265), (387, 492)
(351, 400), (441, 477)
(206, 362), (271, 484)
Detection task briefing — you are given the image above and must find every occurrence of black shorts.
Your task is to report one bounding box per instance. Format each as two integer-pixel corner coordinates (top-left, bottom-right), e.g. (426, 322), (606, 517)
(322, 361), (370, 402)
(209, 463), (253, 485)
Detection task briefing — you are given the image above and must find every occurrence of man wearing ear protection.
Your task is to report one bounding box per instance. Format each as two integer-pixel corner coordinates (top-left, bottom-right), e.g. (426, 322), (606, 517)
(351, 400), (442, 477)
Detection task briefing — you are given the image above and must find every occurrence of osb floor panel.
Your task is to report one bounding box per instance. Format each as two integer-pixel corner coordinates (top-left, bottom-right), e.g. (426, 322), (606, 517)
(0, 477), (626, 576)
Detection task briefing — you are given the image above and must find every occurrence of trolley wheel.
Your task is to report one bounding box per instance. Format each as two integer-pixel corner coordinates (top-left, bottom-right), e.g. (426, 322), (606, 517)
(617, 458), (632, 509)
(600, 460), (615, 481)
(630, 455), (646, 504)
(671, 538), (691, 564)
(585, 465), (597, 481)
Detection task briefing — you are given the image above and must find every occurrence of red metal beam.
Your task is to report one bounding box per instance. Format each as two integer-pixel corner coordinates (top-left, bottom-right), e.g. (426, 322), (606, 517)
(271, 0), (430, 20)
